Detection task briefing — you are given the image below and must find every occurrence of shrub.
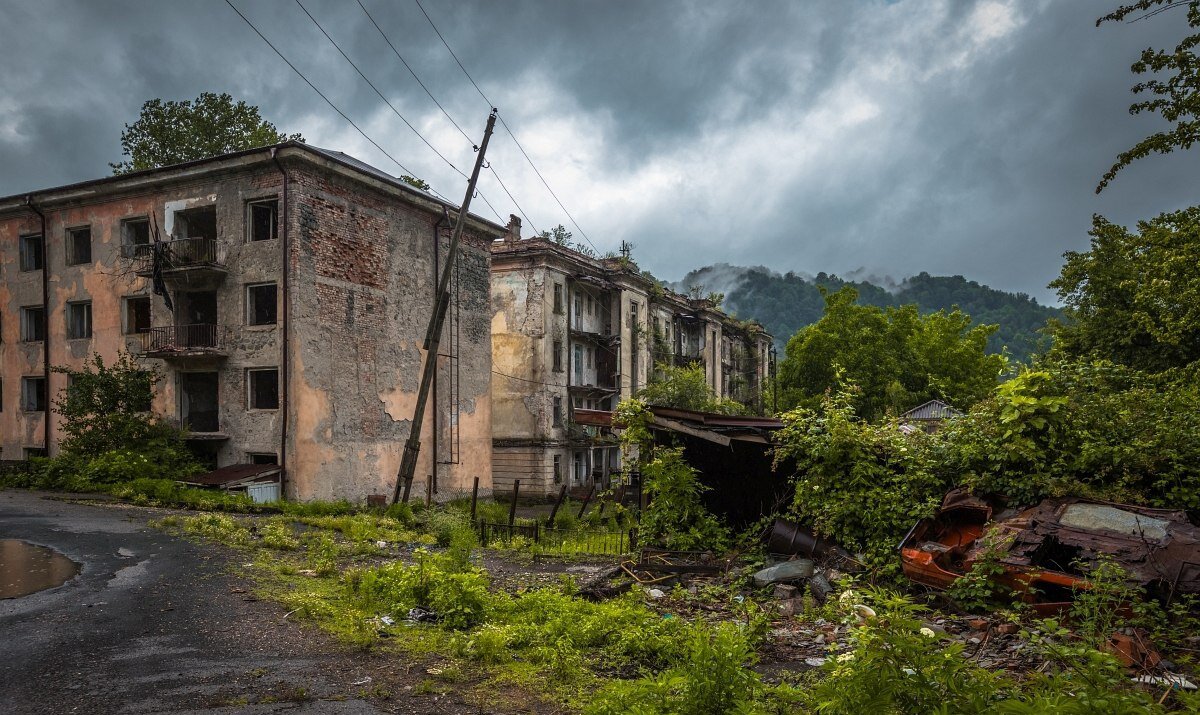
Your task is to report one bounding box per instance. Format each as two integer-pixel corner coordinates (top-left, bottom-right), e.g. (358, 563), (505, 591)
(349, 549), (491, 630)
(640, 446), (730, 552)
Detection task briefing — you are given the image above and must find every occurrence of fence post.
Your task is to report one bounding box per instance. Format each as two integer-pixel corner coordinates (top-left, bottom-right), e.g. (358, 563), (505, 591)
(577, 482), (595, 519)
(470, 476), (480, 524)
(508, 479), (520, 528)
(547, 484), (568, 527)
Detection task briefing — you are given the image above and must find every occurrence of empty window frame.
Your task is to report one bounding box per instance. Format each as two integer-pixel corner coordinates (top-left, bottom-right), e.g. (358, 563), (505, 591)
(553, 283), (564, 314)
(247, 368), (280, 410)
(19, 234), (44, 271)
(121, 217), (151, 258)
(552, 396), (563, 427)
(247, 452), (278, 465)
(574, 291), (582, 318)
(24, 448), (47, 460)
(552, 339), (564, 372)
(66, 226), (92, 265)
(247, 198), (278, 242)
(20, 306), (45, 342)
(124, 296), (151, 334)
(552, 454), (562, 484)
(173, 206), (217, 242)
(246, 283), (278, 326)
(21, 376), (46, 412)
(66, 301), (92, 339)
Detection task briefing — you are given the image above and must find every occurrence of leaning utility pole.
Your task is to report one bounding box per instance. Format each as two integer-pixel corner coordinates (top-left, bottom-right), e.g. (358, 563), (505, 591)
(392, 109), (497, 504)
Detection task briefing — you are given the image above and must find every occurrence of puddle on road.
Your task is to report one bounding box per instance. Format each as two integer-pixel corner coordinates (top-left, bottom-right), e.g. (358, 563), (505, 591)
(0, 539), (80, 598)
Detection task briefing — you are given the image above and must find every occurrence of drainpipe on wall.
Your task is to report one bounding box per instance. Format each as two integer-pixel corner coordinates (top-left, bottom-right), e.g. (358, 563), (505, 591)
(24, 197), (50, 456)
(270, 149), (290, 497)
(431, 208), (450, 494)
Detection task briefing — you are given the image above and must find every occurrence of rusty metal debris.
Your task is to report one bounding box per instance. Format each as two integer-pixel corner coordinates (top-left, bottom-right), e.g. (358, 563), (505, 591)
(900, 488), (1200, 613)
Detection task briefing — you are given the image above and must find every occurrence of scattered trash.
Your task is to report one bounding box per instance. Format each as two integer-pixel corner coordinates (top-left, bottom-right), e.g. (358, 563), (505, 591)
(407, 606), (439, 623)
(379, 615), (395, 627)
(1133, 674), (1197, 691)
(351, 677), (372, 686)
(646, 588), (666, 599)
(752, 558), (815, 587)
(804, 657), (827, 667)
(375, 540), (388, 549)
(768, 519), (853, 561)
(852, 604), (876, 621)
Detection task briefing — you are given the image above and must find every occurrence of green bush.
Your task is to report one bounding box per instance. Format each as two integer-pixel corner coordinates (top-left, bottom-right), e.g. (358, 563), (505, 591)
(640, 446), (730, 552)
(349, 549), (491, 629)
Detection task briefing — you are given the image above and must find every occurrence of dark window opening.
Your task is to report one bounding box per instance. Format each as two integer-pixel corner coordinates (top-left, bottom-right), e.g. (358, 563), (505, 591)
(20, 306), (45, 342)
(67, 301), (92, 339)
(180, 371), (220, 432)
(125, 296), (151, 334)
(248, 453), (278, 465)
(21, 377), (46, 412)
(19, 234), (44, 272)
(1029, 537), (1086, 575)
(552, 340), (563, 372)
(24, 448), (47, 460)
(552, 454), (562, 484)
(178, 290), (218, 326)
(552, 396), (563, 427)
(553, 283), (564, 314)
(248, 368), (279, 410)
(248, 199), (278, 241)
(174, 206), (217, 242)
(246, 283), (277, 326)
(66, 226), (92, 265)
(122, 218), (151, 258)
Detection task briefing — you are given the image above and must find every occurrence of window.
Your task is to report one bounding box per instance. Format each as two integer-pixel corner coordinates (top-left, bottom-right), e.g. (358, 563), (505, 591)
(24, 448), (47, 460)
(121, 218), (150, 258)
(574, 291), (582, 318)
(124, 296), (151, 334)
(552, 396), (563, 427)
(173, 206), (217, 241)
(247, 368), (279, 410)
(247, 198), (278, 241)
(246, 283), (278, 326)
(180, 372), (220, 432)
(586, 346), (594, 369)
(553, 283), (564, 314)
(248, 452), (278, 465)
(20, 306), (45, 342)
(66, 301), (92, 339)
(552, 454), (562, 484)
(21, 377), (46, 412)
(586, 294), (593, 315)
(552, 340), (563, 372)
(19, 234), (44, 271)
(66, 226), (92, 265)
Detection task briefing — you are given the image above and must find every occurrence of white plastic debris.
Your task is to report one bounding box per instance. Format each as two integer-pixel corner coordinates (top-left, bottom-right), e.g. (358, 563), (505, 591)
(646, 588), (665, 599)
(379, 615), (395, 626)
(1134, 674), (1197, 691)
(805, 657), (827, 667)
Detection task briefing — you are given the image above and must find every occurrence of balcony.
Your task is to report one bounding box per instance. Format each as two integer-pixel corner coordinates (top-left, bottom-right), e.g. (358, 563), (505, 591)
(133, 238), (227, 286)
(139, 324), (229, 360)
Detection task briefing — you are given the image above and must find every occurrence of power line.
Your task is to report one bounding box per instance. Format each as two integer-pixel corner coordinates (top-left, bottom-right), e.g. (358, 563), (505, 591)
(223, 0), (437, 198)
(412, 0), (599, 252)
(355, 0), (537, 233)
(294, 0), (505, 223)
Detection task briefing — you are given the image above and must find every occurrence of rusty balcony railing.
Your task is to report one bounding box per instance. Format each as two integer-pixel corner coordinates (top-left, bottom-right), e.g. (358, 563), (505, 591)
(132, 238), (224, 273)
(140, 324), (227, 356)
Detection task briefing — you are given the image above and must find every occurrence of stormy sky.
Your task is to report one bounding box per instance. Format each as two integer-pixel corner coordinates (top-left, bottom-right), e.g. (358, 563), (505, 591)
(0, 0), (1193, 303)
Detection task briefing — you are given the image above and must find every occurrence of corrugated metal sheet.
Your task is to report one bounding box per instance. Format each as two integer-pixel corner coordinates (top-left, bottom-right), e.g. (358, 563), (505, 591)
(900, 399), (964, 421)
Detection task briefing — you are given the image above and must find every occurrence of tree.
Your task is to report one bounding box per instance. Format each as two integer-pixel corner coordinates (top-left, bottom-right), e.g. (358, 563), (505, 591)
(1049, 208), (1200, 371)
(111, 92), (303, 174)
(539, 223), (572, 245)
(777, 286), (1004, 420)
(637, 362), (747, 415)
(1095, 1), (1200, 192)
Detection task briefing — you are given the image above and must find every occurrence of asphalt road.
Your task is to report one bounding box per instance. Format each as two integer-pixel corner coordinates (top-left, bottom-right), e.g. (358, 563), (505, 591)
(0, 491), (400, 715)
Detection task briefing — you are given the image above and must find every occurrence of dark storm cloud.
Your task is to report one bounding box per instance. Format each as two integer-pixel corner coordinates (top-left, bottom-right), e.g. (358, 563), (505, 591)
(0, 0), (1191, 302)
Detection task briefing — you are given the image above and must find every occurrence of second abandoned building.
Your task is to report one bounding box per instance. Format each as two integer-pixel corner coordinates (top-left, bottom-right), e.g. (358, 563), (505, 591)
(490, 225), (774, 496)
(0, 142), (496, 501)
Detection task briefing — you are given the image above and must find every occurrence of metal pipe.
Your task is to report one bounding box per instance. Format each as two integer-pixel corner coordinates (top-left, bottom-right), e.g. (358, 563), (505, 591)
(270, 148), (290, 496)
(24, 197), (50, 455)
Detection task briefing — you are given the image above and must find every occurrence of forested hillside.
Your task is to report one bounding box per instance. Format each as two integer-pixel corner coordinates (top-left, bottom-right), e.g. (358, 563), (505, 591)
(676, 264), (1060, 362)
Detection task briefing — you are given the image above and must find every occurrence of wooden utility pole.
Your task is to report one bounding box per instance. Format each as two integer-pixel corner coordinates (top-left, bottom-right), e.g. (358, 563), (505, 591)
(392, 109), (497, 504)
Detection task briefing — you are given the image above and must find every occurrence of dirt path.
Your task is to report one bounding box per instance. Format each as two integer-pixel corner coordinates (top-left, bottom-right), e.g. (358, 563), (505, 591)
(0, 491), (505, 715)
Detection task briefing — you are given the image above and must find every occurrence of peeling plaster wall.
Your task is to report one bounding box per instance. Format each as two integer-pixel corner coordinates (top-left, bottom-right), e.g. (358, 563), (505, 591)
(285, 162), (492, 502)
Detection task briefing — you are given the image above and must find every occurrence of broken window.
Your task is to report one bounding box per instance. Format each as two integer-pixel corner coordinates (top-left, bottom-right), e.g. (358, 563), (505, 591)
(66, 301), (92, 340)
(247, 368), (279, 410)
(574, 291), (582, 318)
(24, 448), (46, 460)
(552, 340), (563, 372)
(21, 377), (46, 412)
(553, 396), (563, 427)
(66, 226), (92, 266)
(246, 283), (278, 326)
(586, 293), (593, 315)
(124, 296), (151, 334)
(552, 454), (562, 484)
(248, 452), (278, 465)
(20, 306), (45, 342)
(553, 283), (564, 314)
(247, 198), (278, 242)
(173, 206), (217, 242)
(574, 343), (583, 384)
(121, 218), (150, 258)
(180, 372), (220, 432)
(19, 234), (43, 272)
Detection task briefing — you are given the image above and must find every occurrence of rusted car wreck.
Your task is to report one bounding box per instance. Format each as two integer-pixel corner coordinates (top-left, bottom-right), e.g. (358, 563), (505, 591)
(900, 488), (1200, 613)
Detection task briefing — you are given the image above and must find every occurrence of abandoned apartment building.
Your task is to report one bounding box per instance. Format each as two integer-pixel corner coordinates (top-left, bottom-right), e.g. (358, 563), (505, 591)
(0, 142), (498, 502)
(490, 226), (775, 496)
